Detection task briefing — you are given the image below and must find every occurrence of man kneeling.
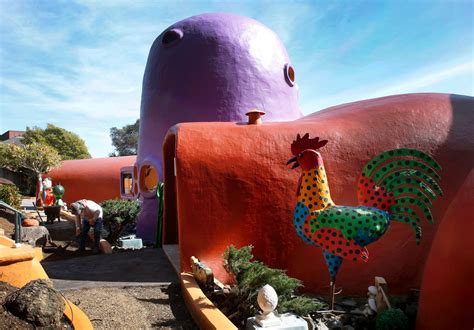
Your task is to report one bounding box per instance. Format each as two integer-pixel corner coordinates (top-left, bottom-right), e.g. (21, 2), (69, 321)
(71, 199), (103, 254)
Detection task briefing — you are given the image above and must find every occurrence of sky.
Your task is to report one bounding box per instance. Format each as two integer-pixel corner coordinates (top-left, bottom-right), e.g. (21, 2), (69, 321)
(0, 0), (472, 158)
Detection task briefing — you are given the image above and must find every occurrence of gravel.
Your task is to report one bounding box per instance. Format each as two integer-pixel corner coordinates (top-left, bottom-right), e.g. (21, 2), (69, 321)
(62, 284), (197, 329)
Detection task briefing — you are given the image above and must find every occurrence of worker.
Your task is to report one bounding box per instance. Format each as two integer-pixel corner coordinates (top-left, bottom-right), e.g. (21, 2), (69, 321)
(70, 199), (103, 254)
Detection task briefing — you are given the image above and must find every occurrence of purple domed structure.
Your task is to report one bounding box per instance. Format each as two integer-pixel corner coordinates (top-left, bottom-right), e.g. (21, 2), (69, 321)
(135, 13), (303, 242)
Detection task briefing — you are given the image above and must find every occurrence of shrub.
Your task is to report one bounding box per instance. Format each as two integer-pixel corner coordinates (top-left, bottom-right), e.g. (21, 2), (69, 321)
(376, 308), (409, 330)
(221, 245), (324, 327)
(100, 199), (140, 244)
(0, 184), (22, 210)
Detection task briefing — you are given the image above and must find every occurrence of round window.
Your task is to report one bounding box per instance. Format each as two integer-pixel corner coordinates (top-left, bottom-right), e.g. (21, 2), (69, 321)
(139, 164), (158, 194)
(162, 28), (183, 47)
(284, 63), (295, 87)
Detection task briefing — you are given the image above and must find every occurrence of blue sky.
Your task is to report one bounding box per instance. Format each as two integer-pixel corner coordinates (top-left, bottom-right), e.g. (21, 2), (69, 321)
(1, 0), (472, 158)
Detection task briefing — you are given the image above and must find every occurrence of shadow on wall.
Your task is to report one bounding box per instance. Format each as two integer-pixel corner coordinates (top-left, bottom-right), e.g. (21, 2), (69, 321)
(440, 94), (473, 194)
(416, 94), (474, 330)
(163, 129), (178, 245)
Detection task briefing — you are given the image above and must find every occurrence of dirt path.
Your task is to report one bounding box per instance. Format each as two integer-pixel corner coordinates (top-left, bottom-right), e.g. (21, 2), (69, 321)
(1, 213), (197, 329)
(63, 284), (196, 329)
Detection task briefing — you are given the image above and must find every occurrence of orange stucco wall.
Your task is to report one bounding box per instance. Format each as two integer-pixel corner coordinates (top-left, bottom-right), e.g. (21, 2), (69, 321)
(46, 156), (136, 204)
(163, 93), (473, 297)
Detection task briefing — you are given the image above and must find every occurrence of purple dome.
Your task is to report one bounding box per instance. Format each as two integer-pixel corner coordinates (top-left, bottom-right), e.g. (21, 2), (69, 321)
(136, 13), (302, 242)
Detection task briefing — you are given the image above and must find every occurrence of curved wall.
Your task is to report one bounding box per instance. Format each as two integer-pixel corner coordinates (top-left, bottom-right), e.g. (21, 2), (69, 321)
(46, 156), (136, 204)
(136, 13), (303, 242)
(164, 93), (473, 296)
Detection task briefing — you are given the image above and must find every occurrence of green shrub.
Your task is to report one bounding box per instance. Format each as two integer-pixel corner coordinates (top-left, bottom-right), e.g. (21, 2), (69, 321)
(0, 184), (22, 210)
(100, 199), (140, 244)
(376, 308), (409, 330)
(221, 245), (324, 327)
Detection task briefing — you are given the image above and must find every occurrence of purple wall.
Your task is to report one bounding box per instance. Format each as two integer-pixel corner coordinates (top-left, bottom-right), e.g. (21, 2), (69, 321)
(136, 13), (303, 242)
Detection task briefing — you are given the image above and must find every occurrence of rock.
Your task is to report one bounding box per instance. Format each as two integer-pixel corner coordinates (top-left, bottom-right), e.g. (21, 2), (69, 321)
(100, 239), (113, 254)
(342, 325), (355, 330)
(4, 279), (65, 326)
(337, 313), (351, 325)
(368, 297), (377, 312)
(368, 286), (378, 295)
(326, 318), (343, 329)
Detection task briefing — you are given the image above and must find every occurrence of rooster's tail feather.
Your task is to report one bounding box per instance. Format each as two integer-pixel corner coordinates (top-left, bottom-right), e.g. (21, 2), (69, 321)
(390, 213), (422, 244)
(362, 148), (441, 178)
(358, 148), (442, 244)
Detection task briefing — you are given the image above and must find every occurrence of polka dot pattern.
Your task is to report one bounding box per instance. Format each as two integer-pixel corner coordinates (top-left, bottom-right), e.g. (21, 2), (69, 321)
(310, 226), (369, 262)
(293, 167), (390, 265)
(293, 202), (315, 246)
(323, 250), (343, 280)
(357, 174), (396, 211)
(296, 166), (334, 212)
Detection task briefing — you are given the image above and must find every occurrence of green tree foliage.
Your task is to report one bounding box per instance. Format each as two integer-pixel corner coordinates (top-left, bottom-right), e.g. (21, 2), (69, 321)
(0, 143), (61, 176)
(109, 119), (139, 157)
(22, 124), (91, 160)
(221, 245), (324, 326)
(0, 143), (62, 201)
(0, 185), (22, 210)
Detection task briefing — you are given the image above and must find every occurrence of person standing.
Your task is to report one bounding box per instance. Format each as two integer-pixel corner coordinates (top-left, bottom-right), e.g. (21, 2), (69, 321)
(70, 199), (103, 254)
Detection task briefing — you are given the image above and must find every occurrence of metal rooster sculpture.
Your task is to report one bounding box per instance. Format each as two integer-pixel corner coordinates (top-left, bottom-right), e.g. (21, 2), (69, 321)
(287, 134), (442, 310)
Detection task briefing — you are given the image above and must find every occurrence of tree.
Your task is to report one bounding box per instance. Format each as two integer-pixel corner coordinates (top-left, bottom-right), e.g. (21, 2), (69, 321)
(22, 124), (91, 160)
(109, 119), (139, 156)
(0, 143), (61, 203)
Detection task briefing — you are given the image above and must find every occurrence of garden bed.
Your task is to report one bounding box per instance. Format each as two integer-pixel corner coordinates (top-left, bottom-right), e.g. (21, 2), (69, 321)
(185, 246), (418, 329)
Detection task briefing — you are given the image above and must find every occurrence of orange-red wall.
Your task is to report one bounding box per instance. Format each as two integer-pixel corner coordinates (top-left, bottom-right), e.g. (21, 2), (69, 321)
(46, 156), (136, 204)
(416, 170), (474, 329)
(164, 93), (473, 297)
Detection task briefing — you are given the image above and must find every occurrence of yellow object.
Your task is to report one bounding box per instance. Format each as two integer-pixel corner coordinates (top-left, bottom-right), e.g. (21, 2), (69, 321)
(180, 272), (237, 329)
(0, 235), (93, 329)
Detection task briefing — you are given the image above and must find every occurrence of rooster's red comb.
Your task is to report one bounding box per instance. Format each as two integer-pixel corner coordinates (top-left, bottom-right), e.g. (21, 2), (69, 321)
(291, 133), (328, 155)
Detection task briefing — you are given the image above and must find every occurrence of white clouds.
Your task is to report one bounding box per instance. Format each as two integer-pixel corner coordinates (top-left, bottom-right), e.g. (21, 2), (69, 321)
(301, 59), (474, 114)
(367, 61), (474, 98)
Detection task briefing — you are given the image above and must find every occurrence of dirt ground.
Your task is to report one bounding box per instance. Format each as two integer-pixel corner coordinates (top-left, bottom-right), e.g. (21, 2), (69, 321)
(0, 216), (14, 237)
(1, 216), (197, 329)
(63, 284), (196, 329)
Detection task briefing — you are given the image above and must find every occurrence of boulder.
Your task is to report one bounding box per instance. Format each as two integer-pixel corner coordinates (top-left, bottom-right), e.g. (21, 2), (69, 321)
(4, 279), (65, 326)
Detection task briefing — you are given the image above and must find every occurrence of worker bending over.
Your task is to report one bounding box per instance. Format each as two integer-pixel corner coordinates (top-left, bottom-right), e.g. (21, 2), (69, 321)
(71, 199), (103, 254)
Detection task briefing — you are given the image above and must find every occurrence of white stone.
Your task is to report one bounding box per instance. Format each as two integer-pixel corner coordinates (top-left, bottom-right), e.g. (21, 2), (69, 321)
(256, 312), (281, 327)
(368, 286), (378, 295)
(247, 313), (308, 329)
(258, 284), (279, 314)
(368, 298), (377, 312)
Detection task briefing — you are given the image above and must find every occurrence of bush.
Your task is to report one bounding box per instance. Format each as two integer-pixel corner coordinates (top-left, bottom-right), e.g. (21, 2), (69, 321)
(221, 245), (324, 327)
(100, 199), (140, 244)
(376, 308), (409, 330)
(0, 184), (22, 210)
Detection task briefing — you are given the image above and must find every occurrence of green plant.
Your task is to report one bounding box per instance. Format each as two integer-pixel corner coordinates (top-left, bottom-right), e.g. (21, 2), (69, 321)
(0, 184), (22, 210)
(376, 308), (409, 330)
(23, 124), (91, 160)
(100, 199), (140, 244)
(156, 182), (164, 247)
(109, 119), (139, 156)
(221, 245), (324, 327)
(0, 142), (61, 204)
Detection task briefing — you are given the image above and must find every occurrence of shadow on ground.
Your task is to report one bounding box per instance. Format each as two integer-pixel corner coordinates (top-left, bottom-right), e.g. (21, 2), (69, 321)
(42, 248), (178, 290)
